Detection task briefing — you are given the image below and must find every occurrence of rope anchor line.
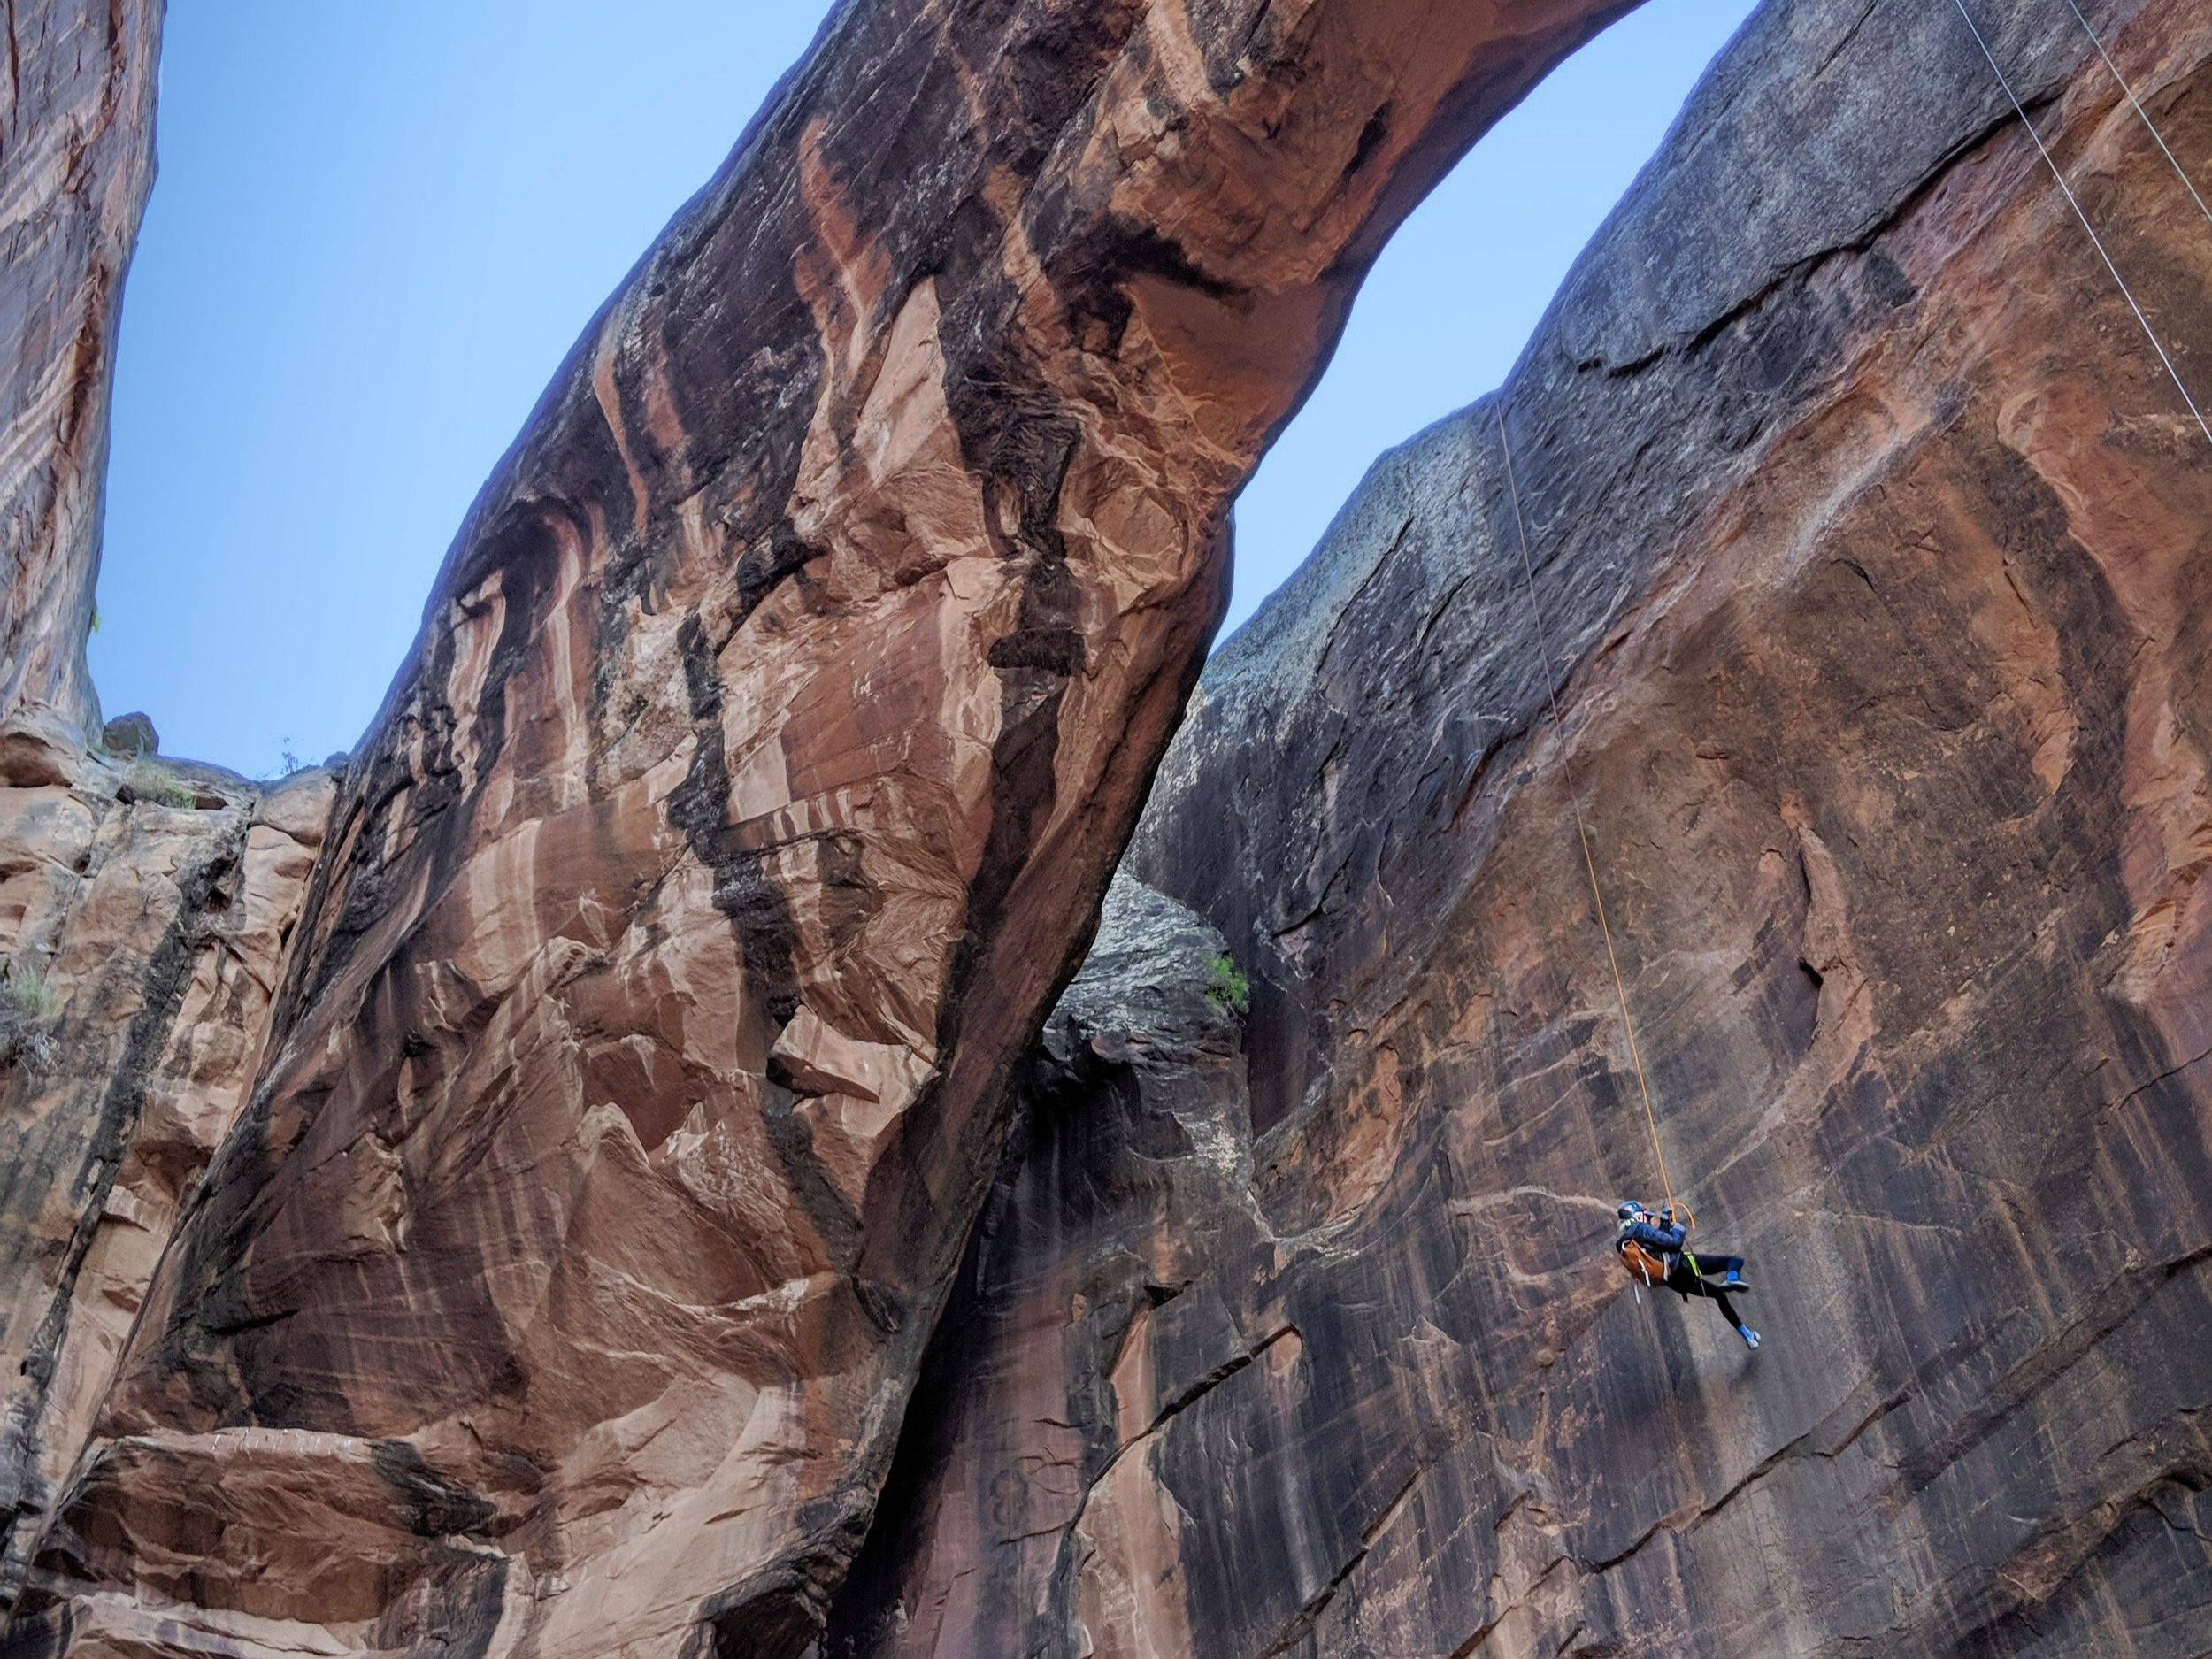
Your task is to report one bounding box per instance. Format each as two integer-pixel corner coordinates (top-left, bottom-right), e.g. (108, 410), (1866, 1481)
(2055, 0), (2212, 232)
(1494, 411), (1681, 1220)
(1487, 4), (2208, 1228)
(1952, 0), (2212, 448)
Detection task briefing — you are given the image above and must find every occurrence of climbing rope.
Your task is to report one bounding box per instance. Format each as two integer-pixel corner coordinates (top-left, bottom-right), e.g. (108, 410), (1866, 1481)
(2054, 0), (2212, 232)
(1486, 6), (2208, 1228)
(1494, 410), (1683, 1220)
(1951, 0), (2212, 447)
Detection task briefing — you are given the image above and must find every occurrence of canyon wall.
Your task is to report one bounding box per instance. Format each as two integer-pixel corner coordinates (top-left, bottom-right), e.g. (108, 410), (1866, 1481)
(0, 761), (335, 1605)
(826, 0), (2212, 1653)
(0, 3), (1654, 1655)
(0, 0), (341, 1614)
(7, 0), (2211, 1655)
(0, 0), (160, 742)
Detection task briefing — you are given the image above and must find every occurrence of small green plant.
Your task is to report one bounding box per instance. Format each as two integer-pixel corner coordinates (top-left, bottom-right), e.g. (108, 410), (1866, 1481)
(0, 962), (58, 1071)
(125, 760), (200, 809)
(1204, 953), (1251, 1017)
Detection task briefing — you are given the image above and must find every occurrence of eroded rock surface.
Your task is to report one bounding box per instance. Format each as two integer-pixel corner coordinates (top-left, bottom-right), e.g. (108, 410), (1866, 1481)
(4, 3), (1653, 1655)
(0, 762), (336, 1602)
(0, 0), (160, 741)
(0, 0), (315, 1614)
(832, 0), (2212, 1653)
(826, 873), (1268, 1656)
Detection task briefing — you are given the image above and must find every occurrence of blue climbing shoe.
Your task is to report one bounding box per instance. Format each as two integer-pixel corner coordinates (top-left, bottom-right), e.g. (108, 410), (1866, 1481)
(1723, 1269), (1751, 1292)
(1740, 1325), (1761, 1350)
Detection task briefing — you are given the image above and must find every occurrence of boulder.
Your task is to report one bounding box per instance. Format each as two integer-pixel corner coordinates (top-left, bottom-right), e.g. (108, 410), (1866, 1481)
(97, 714), (157, 759)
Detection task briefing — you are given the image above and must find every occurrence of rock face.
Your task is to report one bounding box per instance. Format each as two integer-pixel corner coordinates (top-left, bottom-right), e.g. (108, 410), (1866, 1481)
(0, 0), (336, 1617)
(8, 0), (2211, 1654)
(0, 0), (160, 741)
(826, 0), (2212, 1653)
(2, 4), (1650, 1656)
(826, 873), (1267, 1656)
(0, 763), (336, 1602)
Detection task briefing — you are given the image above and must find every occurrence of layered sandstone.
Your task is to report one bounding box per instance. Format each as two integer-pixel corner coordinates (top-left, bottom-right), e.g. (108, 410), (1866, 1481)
(3, 4), (1655, 1655)
(0, 0), (160, 743)
(0, 0), (285, 1609)
(9, 0), (2211, 1653)
(828, 0), (2212, 1653)
(0, 761), (335, 1602)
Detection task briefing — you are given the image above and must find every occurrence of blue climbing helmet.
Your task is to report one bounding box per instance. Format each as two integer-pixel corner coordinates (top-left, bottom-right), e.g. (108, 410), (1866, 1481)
(1617, 1200), (1645, 1223)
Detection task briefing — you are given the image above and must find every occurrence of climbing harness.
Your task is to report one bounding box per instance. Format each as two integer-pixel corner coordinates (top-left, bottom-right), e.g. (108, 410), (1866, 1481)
(1951, 0), (2212, 447)
(1614, 1200), (1704, 1292)
(1495, 411), (1689, 1230)
(2053, 0), (2212, 231)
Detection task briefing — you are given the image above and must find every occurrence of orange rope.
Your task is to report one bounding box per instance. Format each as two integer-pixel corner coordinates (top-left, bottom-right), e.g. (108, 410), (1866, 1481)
(1495, 409), (1681, 1221)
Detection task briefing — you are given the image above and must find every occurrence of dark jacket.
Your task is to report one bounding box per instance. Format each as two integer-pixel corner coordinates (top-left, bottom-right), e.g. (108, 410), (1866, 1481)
(1623, 1215), (1686, 1256)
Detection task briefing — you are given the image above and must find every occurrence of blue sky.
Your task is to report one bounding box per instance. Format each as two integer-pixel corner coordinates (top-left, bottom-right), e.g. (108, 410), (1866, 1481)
(91, 0), (1757, 776)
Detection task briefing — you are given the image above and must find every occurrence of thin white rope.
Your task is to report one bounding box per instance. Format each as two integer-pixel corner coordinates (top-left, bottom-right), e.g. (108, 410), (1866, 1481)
(2056, 0), (2212, 231)
(1952, 0), (2212, 448)
(1494, 409), (1679, 1214)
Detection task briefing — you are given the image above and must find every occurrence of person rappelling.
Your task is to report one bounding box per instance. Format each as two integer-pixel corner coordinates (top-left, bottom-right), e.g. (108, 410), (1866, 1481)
(1616, 1201), (1759, 1350)
(1495, 407), (1765, 1363)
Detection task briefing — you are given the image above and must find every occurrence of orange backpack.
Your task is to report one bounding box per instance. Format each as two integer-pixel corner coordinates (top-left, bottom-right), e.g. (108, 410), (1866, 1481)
(1617, 1234), (1671, 1287)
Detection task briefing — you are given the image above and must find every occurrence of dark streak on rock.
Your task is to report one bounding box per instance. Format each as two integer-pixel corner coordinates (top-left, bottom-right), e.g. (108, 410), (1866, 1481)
(0, 826), (240, 1594)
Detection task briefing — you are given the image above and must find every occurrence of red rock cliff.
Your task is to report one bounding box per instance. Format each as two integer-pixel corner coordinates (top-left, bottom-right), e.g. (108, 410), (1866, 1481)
(2, 3), (1647, 1655)
(11, 0), (2211, 1654)
(0, 759), (335, 1607)
(0, 0), (345, 1615)
(0, 0), (158, 746)
(825, 0), (2212, 1653)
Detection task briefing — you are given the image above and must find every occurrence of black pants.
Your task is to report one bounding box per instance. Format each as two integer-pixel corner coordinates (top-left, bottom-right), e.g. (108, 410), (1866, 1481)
(1665, 1250), (1747, 1333)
